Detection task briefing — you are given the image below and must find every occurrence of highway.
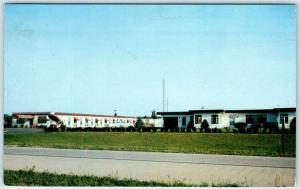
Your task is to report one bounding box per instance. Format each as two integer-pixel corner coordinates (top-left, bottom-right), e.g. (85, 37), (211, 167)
(4, 147), (296, 186)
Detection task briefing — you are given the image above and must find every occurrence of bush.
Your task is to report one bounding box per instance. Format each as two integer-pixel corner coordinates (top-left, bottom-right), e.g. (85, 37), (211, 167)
(290, 117), (296, 134)
(142, 127), (151, 132)
(200, 120), (210, 132)
(263, 122), (278, 134)
(234, 122), (247, 133)
(205, 128), (211, 133)
(181, 128), (186, 132)
(60, 125), (66, 132)
(212, 128), (217, 133)
(126, 126), (136, 132)
(233, 129), (239, 133)
(250, 124), (260, 134)
(217, 129), (222, 133)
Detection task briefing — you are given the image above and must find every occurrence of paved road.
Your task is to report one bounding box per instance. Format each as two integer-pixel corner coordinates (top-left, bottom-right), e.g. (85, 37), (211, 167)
(5, 128), (45, 134)
(4, 147), (296, 186)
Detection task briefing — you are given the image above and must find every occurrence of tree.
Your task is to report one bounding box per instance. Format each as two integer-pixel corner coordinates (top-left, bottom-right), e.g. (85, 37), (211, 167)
(200, 119), (209, 132)
(134, 117), (144, 129)
(290, 117), (296, 134)
(187, 119), (195, 132)
(4, 114), (12, 128)
(234, 122), (247, 133)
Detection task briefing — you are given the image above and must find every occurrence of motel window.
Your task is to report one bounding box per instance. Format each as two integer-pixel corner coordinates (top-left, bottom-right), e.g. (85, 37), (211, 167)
(113, 119), (115, 124)
(246, 115), (267, 124)
(17, 118), (25, 124)
(211, 115), (218, 124)
(38, 116), (47, 123)
(105, 119), (107, 123)
(195, 115), (202, 124)
(182, 117), (186, 125)
(68, 121), (71, 126)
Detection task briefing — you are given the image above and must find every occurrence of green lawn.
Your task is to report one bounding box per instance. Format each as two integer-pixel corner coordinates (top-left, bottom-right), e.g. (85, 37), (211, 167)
(4, 132), (296, 157)
(4, 169), (240, 186)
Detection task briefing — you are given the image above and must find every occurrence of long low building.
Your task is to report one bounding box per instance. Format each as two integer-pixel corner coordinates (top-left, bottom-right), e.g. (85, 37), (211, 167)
(157, 108), (296, 129)
(12, 112), (137, 128)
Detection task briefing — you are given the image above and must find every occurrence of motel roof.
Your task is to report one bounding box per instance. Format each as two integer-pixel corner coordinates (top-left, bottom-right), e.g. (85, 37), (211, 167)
(157, 108), (296, 115)
(12, 112), (136, 119)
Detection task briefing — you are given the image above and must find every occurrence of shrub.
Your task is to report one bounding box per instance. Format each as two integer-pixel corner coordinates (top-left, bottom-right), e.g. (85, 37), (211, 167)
(200, 120), (210, 132)
(250, 124), (260, 134)
(60, 125), (66, 132)
(205, 128), (211, 133)
(263, 122), (278, 134)
(212, 128), (217, 133)
(181, 128), (186, 132)
(234, 122), (247, 133)
(217, 129), (222, 133)
(233, 129), (239, 133)
(126, 126), (136, 132)
(290, 117), (296, 134)
(142, 127), (151, 132)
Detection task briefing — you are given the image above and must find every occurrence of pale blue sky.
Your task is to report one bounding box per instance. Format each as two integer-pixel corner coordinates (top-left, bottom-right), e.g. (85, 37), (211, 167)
(4, 4), (296, 116)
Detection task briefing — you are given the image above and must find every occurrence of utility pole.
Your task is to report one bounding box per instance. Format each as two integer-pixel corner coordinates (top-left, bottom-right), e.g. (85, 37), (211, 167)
(163, 78), (165, 112)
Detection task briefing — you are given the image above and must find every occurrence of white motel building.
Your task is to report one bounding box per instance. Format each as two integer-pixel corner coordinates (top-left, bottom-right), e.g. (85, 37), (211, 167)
(157, 108), (296, 129)
(11, 107), (295, 129)
(12, 112), (137, 128)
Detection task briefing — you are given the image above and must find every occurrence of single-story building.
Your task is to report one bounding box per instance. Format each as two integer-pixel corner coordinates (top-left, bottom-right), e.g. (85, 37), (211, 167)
(157, 108), (296, 129)
(12, 112), (136, 128)
(141, 116), (163, 128)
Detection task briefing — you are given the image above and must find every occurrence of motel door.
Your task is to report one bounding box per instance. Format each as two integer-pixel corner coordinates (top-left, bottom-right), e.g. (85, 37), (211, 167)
(229, 115), (235, 127)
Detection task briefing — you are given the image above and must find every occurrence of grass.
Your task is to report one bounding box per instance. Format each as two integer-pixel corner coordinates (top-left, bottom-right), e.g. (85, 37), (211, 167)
(4, 132), (296, 157)
(4, 169), (241, 186)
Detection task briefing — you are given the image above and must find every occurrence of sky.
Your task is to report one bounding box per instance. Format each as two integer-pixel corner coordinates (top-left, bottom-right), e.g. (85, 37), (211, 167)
(4, 4), (296, 116)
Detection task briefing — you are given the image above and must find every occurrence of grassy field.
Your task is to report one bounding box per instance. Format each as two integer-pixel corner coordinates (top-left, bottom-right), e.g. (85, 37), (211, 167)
(4, 169), (240, 186)
(4, 132), (295, 157)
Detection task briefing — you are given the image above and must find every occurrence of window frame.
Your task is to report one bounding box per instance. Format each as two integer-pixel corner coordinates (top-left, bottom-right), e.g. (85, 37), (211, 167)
(211, 114), (219, 124)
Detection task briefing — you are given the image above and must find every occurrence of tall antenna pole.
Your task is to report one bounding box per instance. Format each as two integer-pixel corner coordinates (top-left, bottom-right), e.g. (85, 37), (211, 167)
(163, 78), (165, 112)
(167, 97), (168, 112)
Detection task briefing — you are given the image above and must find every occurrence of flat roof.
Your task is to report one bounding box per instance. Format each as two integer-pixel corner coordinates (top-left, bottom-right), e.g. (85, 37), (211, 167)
(157, 107), (296, 115)
(12, 112), (136, 119)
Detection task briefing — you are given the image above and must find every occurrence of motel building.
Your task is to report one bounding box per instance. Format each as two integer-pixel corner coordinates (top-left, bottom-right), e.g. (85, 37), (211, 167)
(11, 112), (137, 128)
(157, 108), (296, 130)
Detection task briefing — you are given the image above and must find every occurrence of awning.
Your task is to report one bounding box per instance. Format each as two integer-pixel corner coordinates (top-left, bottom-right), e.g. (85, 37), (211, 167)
(48, 114), (61, 122)
(95, 118), (100, 121)
(74, 117), (80, 121)
(17, 115), (34, 119)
